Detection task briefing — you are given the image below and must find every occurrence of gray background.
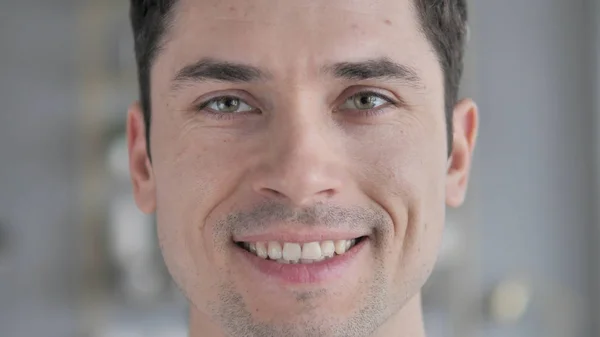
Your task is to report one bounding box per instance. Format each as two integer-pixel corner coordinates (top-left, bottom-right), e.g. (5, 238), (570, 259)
(0, 0), (598, 336)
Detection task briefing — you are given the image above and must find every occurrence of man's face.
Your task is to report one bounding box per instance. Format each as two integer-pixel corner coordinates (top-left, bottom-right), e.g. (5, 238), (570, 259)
(128, 0), (476, 336)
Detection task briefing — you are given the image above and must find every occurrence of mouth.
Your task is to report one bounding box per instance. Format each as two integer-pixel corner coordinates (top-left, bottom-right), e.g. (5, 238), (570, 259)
(233, 235), (369, 284)
(234, 237), (366, 264)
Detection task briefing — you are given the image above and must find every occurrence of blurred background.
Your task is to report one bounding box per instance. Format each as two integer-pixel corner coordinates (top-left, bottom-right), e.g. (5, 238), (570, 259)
(0, 0), (599, 336)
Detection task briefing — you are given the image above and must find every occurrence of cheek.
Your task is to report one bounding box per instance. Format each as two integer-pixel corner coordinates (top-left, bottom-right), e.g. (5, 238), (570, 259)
(151, 121), (253, 309)
(153, 155), (218, 309)
(351, 115), (447, 292)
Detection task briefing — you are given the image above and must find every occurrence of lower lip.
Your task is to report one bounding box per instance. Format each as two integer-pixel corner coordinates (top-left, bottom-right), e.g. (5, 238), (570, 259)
(234, 238), (368, 284)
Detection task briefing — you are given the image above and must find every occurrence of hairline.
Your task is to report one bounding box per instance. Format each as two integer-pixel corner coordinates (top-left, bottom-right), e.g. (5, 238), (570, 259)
(141, 0), (458, 157)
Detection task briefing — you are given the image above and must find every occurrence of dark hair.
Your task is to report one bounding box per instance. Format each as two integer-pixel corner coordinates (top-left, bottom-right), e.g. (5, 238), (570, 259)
(414, 0), (468, 152)
(130, 0), (468, 155)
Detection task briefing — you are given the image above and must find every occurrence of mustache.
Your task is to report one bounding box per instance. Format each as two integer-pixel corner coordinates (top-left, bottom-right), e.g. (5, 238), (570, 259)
(216, 201), (389, 235)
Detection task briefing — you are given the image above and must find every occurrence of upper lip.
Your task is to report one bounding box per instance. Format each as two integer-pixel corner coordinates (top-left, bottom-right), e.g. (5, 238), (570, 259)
(232, 227), (369, 243)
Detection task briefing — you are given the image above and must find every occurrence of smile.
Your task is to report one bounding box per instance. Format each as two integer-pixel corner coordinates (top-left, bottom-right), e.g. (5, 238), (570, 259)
(233, 235), (369, 284)
(235, 237), (365, 264)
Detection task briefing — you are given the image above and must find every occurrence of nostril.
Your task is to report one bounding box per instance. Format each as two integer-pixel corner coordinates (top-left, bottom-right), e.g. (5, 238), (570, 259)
(258, 187), (287, 200)
(321, 188), (336, 198)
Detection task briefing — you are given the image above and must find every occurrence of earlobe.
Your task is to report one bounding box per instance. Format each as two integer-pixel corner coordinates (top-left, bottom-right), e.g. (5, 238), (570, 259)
(446, 98), (478, 207)
(127, 101), (157, 214)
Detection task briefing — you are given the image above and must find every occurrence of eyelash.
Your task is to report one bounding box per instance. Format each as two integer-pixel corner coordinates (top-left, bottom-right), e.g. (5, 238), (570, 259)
(194, 91), (399, 120)
(339, 90), (398, 117)
(194, 96), (256, 120)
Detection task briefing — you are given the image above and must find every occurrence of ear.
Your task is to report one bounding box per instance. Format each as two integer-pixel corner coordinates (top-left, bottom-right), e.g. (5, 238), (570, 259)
(127, 101), (156, 214)
(446, 98), (479, 207)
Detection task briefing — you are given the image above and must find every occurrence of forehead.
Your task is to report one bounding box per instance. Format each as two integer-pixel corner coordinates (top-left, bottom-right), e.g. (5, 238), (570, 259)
(155, 0), (440, 88)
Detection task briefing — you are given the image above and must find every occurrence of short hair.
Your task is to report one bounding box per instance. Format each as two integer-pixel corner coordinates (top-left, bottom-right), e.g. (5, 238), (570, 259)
(130, 0), (468, 155)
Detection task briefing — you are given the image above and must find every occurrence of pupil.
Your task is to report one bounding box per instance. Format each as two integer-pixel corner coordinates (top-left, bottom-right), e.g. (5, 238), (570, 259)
(357, 95), (375, 108)
(219, 98), (239, 111)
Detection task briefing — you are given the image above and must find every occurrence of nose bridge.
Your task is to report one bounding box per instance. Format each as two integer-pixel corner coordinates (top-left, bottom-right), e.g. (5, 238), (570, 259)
(253, 99), (344, 206)
(278, 106), (330, 165)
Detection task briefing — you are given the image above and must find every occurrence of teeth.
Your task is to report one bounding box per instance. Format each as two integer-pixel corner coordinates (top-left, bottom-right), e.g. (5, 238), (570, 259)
(321, 241), (335, 258)
(268, 241), (283, 260)
(241, 238), (361, 263)
(335, 240), (347, 254)
(301, 258), (322, 264)
(301, 242), (322, 260)
(283, 243), (302, 263)
(256, 242), (268, 259)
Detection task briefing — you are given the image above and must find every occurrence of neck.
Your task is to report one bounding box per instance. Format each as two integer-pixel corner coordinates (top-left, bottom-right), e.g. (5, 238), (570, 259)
(189, 292), (426, 337)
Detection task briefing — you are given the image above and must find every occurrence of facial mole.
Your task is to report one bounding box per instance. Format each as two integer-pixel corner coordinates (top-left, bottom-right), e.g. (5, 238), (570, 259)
(228, 5), (236, 12)
(384, 19), (392, 26)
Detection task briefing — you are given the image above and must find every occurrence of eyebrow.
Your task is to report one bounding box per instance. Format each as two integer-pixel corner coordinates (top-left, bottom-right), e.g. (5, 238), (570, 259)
(322, 57), (422, 86)
(170, 57), (422, 92)
(171, 57), (270, 91)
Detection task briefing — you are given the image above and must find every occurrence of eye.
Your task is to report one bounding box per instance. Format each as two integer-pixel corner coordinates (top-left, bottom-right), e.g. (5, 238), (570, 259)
(199, 96), (256, 114)
(338, 91), (395, 111)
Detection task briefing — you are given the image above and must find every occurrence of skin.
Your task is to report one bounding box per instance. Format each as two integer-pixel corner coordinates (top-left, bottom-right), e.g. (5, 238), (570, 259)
(127, 0), (478, 336)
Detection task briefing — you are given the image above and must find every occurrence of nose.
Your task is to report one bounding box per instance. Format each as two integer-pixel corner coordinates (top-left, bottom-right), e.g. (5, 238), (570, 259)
(251, 116), (345, 207)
